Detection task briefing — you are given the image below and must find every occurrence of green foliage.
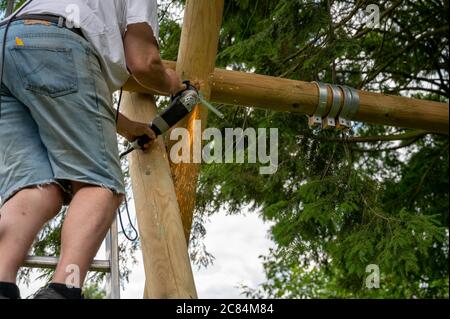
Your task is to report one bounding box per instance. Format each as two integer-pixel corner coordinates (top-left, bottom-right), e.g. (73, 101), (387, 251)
(0, 0), (26, 17)
(82, 284), (107, 300)
(190, 0), (449, 298)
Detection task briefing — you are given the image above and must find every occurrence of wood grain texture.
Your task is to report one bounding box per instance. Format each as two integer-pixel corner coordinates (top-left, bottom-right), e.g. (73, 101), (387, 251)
(124, 61), (449, 134)
(357, 91), (448, 134)
(169, 0), (225, 243)
(121, 92), (197, 299)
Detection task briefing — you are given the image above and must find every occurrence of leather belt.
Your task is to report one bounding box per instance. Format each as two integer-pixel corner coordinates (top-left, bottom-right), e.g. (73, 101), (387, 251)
(0, 14), (85, 40)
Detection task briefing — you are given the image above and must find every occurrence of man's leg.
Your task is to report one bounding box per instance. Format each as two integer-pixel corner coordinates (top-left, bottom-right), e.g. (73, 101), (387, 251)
(52, 182), (123, 287)
(0, 185), (63, 283)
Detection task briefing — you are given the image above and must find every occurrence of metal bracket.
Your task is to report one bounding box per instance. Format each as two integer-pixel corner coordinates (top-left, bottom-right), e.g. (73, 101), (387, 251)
(323, 84), (342, 128)
(348, 87), (360, 119)
(309, 81), (328, 127)
(337, 86), (360, 130)
(306, 81), (360, 130)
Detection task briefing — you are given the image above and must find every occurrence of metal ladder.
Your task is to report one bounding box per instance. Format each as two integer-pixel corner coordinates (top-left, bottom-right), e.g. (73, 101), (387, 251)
(23, 218), (120, 299)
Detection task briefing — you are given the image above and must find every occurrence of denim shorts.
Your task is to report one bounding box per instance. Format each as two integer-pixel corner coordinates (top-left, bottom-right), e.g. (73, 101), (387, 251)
(0, 20), (125, 206)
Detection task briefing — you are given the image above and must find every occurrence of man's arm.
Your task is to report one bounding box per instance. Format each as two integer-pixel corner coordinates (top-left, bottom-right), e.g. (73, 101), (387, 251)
(117, 23), (184, 147)
(123, 23), (184, 95)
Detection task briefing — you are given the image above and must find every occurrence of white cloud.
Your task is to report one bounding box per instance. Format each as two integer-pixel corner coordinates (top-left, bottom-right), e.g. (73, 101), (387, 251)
(192, 211), (274, 299)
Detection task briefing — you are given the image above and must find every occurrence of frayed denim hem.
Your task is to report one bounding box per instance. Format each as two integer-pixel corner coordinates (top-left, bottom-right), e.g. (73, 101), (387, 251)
(0, 179), (67, 208)
(53, 177), (125, 205)
(0, 178), (125, 208)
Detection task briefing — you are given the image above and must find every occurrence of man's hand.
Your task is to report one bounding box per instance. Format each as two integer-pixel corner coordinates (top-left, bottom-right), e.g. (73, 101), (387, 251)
(166, 69), (187, 95)
(115, 111), (156, 151)
(122, 120), (156, 151)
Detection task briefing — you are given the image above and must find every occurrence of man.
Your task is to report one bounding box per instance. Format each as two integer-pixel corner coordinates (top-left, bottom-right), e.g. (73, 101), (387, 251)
(0, 0), (183, 299)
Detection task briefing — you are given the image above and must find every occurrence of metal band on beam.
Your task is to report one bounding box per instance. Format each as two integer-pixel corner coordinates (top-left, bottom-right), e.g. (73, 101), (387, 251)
(338, 85), (352, 128)
(307, 81), (360, 130)
(309, 81), (329, 127)
(323, 84), (342, 128)
(338, 85), (360, 129)
(347, 87), (360, 119)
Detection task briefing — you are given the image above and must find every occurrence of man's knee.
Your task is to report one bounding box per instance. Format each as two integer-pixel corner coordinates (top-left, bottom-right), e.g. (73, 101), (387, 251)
(8, 184), (64, 221)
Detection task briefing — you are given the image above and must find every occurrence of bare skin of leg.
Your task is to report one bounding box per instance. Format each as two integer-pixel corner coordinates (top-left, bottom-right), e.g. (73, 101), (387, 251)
(0, 185), (63, 283)
(52, 182), (123, 287)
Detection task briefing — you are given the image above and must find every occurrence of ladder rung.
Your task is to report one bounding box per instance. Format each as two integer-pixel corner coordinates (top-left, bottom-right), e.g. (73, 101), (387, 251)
(23, 256), (111, 273)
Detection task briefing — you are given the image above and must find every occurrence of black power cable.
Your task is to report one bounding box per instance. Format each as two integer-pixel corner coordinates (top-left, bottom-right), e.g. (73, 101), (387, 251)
(116, 88), (139, 242)
(119, 147), (134, 159)
(118, 191), (139, 242)
(115, 88), (122, 123)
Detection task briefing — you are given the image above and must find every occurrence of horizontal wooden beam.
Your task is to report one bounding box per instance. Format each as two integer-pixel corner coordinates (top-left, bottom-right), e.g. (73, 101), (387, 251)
(123, 61), (449, 134)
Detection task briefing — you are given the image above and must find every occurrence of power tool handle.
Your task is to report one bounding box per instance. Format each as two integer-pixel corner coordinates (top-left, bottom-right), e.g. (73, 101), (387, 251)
(130, 80), (197, 151)
(129, 133), (152, 151)
(172, 80), (197, 100)
(137, 134), (152, 147)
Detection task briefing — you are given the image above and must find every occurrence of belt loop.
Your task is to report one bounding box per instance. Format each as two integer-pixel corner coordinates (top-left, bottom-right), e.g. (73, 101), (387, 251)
(57, 16), (64, 28)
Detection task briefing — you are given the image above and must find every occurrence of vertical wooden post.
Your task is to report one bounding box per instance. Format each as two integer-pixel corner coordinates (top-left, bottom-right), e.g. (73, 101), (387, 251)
(121, 92), (198, 299)
(170, 0), (225, 242)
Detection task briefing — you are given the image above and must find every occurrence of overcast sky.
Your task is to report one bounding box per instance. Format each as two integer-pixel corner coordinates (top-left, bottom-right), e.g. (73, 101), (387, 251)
(122, 210), (275, 299)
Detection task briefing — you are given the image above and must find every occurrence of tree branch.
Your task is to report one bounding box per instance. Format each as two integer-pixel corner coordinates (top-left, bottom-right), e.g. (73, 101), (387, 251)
(299, 130), (430, 144)
(360, 26), (449, 87)
(281, 0), (367, 65)
(399, 86), (447, 97)
(409, 143), (450, 203)
(350, 135), (424, 153)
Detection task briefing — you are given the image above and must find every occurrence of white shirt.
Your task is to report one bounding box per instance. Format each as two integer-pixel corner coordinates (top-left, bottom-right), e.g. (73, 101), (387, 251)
(16, 0), (159, 93)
